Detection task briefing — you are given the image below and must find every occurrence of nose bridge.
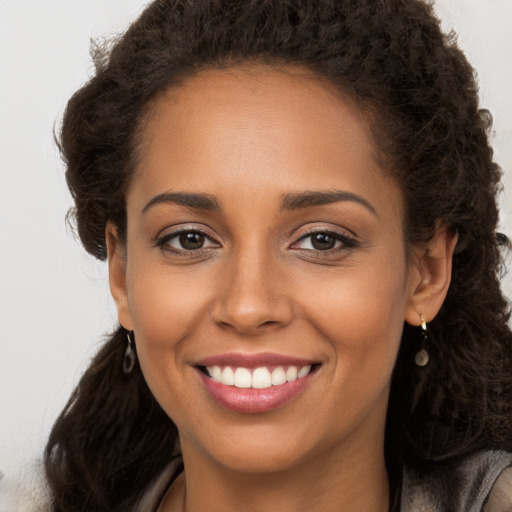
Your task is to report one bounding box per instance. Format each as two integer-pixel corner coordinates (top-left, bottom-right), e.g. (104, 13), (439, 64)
(212, 239), (292, 334)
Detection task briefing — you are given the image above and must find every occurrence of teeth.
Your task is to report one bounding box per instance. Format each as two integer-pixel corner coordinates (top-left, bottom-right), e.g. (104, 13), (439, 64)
(252, 367), (272, 389)
(234, 367), (252, 388)
(286, 366), (298, 382)
(271, 367), (287, 385)
(221, 367), (234, 386)
(297, 365), (311, 378)
(206, 364), (313, 388)
(212, 366), (222, 383)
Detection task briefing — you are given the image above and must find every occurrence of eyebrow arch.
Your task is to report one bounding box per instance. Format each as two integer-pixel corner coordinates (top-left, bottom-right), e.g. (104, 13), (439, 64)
(280, 190), (378, 217)
(142, 192), (221, 214)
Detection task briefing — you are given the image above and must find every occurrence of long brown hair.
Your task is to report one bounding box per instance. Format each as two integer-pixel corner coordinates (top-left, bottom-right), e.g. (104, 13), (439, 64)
(45, 1), (512, 510)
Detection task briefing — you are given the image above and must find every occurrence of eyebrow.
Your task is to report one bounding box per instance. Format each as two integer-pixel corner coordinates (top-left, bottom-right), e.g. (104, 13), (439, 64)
(142, 192), (221, 214)
(280, 190), (378, 216)
(141, 189), (377, 217)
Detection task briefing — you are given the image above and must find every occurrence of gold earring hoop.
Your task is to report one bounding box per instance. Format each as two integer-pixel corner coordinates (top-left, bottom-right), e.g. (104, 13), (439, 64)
(415, 314), (429, 367)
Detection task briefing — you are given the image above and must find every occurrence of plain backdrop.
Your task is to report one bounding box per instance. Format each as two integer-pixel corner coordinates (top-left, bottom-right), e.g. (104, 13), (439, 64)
(1, 0), (511, 502)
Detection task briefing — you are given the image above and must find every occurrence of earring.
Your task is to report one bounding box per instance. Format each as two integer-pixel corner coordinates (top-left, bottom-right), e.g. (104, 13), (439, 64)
(123, 331), (136, 374)
(415, 315), (429, 367)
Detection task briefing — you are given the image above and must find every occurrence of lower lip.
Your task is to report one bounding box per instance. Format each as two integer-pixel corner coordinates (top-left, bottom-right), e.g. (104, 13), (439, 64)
(197, 369), (316, 414)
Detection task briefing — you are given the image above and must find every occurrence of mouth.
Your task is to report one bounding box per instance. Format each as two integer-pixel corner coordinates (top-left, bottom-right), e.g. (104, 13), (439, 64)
(194, 354), (321, 413)
(198, 363), (320, 389)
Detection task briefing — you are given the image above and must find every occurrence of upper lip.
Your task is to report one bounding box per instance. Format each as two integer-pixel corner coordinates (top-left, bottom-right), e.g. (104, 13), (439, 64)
(195, 352), (319, 369)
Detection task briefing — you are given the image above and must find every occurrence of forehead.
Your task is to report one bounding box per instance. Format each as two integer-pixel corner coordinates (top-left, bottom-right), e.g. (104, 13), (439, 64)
(131, 65), (402, 220)
(139, 65), (377, 164)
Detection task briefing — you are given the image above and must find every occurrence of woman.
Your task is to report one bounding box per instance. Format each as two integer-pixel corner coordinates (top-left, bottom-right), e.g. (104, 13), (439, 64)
(43, 0), (512, 510)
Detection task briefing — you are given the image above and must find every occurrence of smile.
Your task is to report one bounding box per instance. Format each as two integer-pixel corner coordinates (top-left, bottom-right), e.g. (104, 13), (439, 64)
(195, 354), (321, 413)
(205, 365), (313, 389)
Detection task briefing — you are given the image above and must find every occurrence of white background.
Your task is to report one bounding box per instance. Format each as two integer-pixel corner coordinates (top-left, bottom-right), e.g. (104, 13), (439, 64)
(1, 0), (511, 504)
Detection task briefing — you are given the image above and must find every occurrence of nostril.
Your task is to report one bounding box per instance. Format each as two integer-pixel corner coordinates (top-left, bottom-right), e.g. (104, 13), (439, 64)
(260, 320), (281, 327)
(211, 286), (294, 334)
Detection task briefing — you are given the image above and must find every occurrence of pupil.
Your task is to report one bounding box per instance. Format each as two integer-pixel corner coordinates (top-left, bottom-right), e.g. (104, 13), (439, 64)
(179, 232), (205, 250)
(312, 233), (335, 250)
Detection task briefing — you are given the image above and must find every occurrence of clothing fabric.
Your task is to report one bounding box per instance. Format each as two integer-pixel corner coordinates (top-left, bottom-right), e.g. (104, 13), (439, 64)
(401, 450), (512, 512)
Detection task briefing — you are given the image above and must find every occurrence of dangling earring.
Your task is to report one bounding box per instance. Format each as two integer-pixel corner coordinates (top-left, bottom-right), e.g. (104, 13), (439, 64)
(123, 331), (136, 374)
(415, 314), (429, 367)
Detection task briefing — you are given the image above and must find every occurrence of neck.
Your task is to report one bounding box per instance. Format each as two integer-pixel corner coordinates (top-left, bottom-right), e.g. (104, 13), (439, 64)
(161, 427), (390, 512)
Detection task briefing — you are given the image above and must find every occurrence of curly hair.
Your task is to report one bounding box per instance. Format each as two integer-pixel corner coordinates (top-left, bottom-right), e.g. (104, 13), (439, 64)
(45, 0), (512, 510)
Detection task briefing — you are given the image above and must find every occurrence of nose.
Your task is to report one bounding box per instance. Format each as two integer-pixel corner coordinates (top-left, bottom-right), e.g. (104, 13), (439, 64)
(211, 249), (294, 336)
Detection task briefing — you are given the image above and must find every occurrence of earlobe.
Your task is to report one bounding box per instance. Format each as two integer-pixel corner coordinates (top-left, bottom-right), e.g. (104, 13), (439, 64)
(106, 223), (134, 331)
(405, 225), (459, 326)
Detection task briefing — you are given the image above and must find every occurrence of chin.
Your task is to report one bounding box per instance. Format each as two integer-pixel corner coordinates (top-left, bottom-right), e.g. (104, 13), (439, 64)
(212, 443), (313, 475)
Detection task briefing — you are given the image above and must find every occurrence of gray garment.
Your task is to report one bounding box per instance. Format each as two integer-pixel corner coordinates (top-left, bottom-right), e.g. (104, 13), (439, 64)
(401, 450), (512, 511)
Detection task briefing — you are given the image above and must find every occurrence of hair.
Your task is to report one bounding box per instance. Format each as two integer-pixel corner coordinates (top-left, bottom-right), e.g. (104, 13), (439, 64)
(45, 0), (512, 510)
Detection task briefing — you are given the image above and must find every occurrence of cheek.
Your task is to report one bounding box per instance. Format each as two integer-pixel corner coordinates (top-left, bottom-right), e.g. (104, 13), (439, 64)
(302, 257), (408, 376)
(127, 261), (210, 338)
(125, 262), (213, 391)
(295, 263), (407, 441)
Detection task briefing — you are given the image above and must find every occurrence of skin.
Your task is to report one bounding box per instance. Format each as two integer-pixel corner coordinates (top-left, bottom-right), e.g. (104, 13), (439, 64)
(107, 66), (457, 512)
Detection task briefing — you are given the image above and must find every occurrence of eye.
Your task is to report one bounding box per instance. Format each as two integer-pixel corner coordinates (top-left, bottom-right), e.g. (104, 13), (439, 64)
(291, 230), (355, 252)
(157, 229), (219, 252)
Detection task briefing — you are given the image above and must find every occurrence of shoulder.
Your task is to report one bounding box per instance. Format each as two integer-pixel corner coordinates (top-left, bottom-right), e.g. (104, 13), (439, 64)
(134, 460), (183, 512)
(485, 465), (512, 512)
(402, 450), (512, 512)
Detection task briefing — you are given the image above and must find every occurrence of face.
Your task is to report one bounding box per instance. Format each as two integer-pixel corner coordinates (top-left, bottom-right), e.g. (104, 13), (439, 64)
(110, 66), (423, 474)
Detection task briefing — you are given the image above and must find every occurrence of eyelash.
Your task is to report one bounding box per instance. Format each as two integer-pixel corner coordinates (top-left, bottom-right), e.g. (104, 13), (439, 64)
(155, 228), (358, 256)
(291, 229), (358, 255)
(155, 228), (218, 255)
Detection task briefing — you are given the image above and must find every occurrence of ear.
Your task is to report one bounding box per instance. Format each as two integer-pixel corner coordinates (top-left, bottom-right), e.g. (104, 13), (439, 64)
(106, 223), (134, 331)
(404, 224), (459, 326)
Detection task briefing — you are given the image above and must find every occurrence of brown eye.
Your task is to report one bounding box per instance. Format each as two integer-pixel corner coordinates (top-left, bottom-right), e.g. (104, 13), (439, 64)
(311, 233), (336, 250)
(291, 229), (357, 253)
(179, 232), (206, 250)
(158, 229), (218, 253)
